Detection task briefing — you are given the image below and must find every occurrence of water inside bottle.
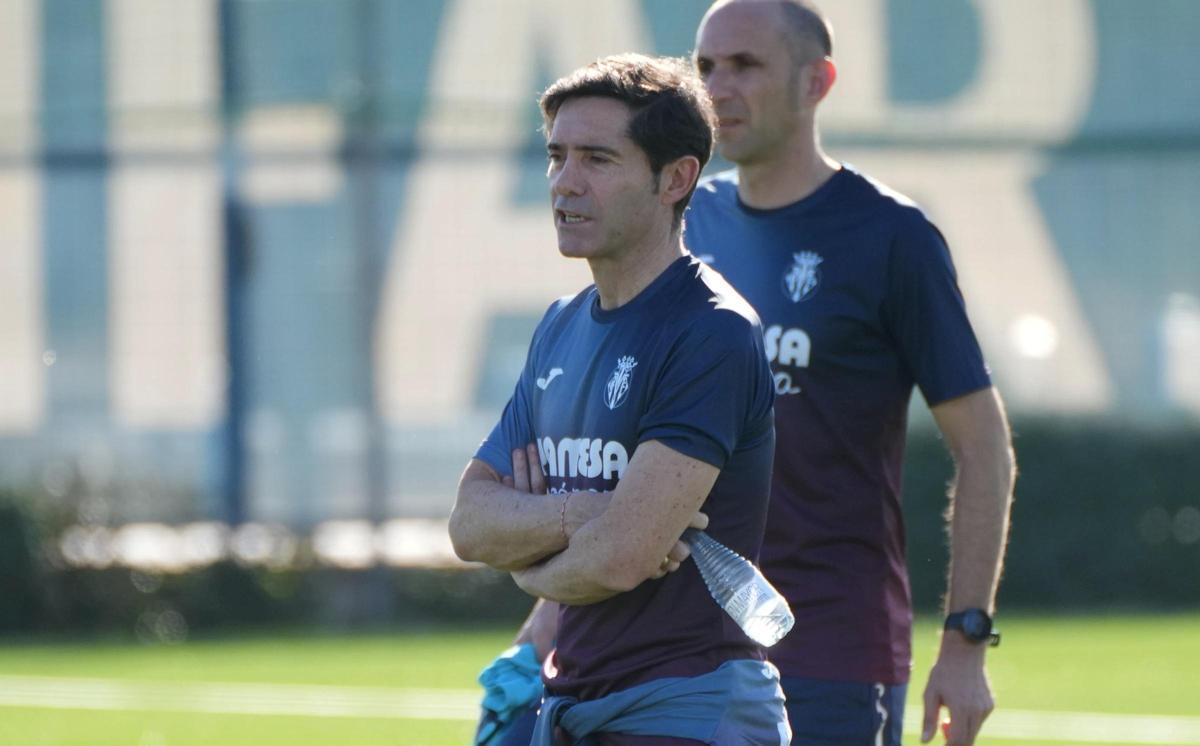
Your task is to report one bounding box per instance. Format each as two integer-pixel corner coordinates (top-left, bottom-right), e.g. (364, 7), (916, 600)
(684, 529), (795, 646)
(724, 578), (795, 647)
(739, 596), (794, 647)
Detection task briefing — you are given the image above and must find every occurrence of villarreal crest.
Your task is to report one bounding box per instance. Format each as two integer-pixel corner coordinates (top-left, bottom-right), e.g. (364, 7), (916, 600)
(604, 356), (638, 410)
(781, 251), (823, 303)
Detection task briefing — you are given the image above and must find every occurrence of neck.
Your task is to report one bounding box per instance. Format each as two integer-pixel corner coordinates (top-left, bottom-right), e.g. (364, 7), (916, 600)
(736, 122), (839, 209)
(589, 227), (685, 310)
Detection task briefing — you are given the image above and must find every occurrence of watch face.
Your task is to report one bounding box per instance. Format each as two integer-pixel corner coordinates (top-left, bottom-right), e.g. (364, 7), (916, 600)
(962, 610), (990, 639)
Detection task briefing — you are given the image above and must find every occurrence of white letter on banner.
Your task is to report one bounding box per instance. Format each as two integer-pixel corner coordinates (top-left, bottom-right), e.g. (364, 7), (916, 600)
(106, 0), (225, 428)
(825, 0), (1111, 410)
(0, 0), (43, 432)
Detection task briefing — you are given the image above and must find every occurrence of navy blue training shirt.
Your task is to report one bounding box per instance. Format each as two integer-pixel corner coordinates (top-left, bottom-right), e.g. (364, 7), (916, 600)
(475, 255), (776, 700)
(684, 166), (992, 685)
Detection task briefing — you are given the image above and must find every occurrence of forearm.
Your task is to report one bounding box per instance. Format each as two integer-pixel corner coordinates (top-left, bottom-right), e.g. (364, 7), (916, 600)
(449, 466), (568, 570)
(944, 445), (1014, 613)
(924, 445), (1012, 745)
(511, 522), (630, 605)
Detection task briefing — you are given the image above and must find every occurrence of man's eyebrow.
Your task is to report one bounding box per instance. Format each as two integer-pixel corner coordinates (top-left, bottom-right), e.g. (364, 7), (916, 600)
(697, 51), (762, 65)
(546, 142), (621, 158)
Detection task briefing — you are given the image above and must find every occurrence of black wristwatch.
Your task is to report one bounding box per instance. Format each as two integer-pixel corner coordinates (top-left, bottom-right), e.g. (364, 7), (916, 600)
(944, 608), (1000, 647)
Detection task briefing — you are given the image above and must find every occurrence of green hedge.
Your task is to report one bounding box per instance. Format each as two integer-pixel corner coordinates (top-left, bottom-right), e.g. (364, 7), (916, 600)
(1, 419), (1197, 636)
(0, 559), (531, 638)
(0, 496), (43, 632)
(903, 418), (1200, 611)
(32, 564), (530, 639)
(0, 487), (531, 637)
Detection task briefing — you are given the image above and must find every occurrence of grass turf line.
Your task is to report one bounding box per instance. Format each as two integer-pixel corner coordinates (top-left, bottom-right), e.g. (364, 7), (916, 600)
(0, 613), (1195, 745)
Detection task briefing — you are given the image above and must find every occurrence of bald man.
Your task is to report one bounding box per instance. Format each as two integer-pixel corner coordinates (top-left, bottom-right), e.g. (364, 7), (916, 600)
(685, 2), (1015, 745)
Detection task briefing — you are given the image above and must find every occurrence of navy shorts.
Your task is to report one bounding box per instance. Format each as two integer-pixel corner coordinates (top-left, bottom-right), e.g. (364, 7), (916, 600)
(781, 677), (906, 746)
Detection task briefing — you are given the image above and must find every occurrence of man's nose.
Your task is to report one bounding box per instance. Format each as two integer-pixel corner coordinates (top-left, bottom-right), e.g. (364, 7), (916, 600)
(551, 157), (585, 197)
(704, 69), (734, 103)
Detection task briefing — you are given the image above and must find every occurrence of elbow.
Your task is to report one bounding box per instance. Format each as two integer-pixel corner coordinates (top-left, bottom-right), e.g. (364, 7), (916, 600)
(448, 504), (526, 569)
(446, 509), (476, 562)
(449, 525), (501, 567)
(991, 439), (1017, 489)
(447, 500), (487, 564)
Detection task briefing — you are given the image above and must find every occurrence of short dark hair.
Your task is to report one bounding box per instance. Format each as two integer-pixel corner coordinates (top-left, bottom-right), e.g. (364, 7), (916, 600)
(777, 0), (833, 64)
(540, 53), (716, 227)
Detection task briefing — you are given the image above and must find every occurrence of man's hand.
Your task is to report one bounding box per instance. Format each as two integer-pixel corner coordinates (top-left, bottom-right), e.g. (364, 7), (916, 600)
(650, 511), (708, 578)
(501, 443), (547, 494)
(921, 634), (994, 745)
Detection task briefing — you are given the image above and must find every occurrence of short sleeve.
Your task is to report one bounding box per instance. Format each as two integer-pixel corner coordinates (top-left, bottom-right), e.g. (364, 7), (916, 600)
(474, 365), (535, 479)
(882, 213), (992, 405)
(637, 312), (775, 469)
(473, 303), (560, 476)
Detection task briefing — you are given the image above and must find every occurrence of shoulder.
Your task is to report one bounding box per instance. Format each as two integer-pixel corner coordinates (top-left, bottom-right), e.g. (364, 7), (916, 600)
(839, 165), (948, 257)
(700, 261), (761, 326)
(691, 169), (740, 209)
(842, 165), (937, 226)
(534, 286), (594, 342)
(839, 165), (928, 223)
(675, 259), (764, 341)
(543, 292), (578, 322)
(544, 283), (596, 322)
(684, 170), (743, 254)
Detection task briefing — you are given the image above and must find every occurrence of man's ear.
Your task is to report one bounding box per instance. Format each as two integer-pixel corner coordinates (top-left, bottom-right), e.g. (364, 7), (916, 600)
(807, 57), (837, 103)
(658, 155), (702, 211)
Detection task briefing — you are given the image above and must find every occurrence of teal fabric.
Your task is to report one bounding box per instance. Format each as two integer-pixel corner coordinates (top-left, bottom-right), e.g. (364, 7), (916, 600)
(476, 643), (544, 746)
(531, 659), (789, 745)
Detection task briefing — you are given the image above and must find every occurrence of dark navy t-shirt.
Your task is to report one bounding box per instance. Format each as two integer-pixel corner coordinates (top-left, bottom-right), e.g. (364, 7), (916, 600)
(684, 166), (991, 685)
(476, 255), (776, 700)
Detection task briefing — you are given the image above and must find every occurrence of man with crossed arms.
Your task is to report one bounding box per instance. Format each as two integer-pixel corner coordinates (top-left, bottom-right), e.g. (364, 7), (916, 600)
(452, 53), (788, 744)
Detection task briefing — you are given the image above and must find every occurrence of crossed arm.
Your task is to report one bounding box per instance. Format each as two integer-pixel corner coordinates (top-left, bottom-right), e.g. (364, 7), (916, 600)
(449, 440), (718, 605)
(448, 445), (606, 572)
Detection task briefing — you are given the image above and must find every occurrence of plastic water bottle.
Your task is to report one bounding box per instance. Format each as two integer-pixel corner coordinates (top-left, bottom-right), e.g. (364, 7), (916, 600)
(683, 529), (795, 647)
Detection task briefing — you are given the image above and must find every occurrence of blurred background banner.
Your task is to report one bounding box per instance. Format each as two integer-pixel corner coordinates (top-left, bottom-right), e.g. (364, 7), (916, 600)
(0, 0), (1197, 610)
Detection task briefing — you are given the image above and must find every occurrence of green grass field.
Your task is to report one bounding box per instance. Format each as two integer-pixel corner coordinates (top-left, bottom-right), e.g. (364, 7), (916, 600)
(0, 613), (1197, 745)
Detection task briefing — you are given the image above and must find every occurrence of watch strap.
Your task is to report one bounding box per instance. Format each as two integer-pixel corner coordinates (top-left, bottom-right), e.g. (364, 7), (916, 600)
(944, 609), (1001, 647)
